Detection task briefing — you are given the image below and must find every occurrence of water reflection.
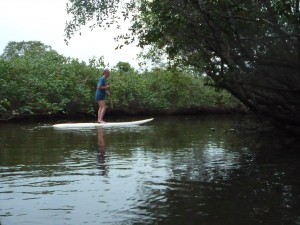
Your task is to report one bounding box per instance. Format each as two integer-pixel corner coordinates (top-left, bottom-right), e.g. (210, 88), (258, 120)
(96, 128), (108, 176)
(1, 116), (300, 225)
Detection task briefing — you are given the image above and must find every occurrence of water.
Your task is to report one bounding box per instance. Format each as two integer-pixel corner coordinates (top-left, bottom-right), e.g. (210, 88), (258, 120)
(1, 116), (300, 225)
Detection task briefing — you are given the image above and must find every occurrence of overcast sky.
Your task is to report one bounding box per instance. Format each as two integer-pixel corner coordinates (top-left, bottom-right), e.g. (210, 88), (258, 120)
(0, 0), (143, 69)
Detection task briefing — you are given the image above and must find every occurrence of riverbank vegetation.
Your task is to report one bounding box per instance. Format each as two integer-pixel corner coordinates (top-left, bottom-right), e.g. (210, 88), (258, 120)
(65, 0), (300, 133)
(0, 41), (242, 120)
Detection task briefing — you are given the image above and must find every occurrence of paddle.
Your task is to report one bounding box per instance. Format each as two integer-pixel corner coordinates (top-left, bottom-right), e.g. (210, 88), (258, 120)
(109, 93), (113, 108)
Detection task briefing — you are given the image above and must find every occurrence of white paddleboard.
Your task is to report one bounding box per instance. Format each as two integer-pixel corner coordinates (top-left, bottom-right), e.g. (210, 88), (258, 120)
(53, 118), (154, 129)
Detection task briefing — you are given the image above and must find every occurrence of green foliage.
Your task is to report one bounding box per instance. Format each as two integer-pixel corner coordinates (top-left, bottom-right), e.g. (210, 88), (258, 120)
(0, 41), (240, 120)
(65, 0), (300, 128)
(0, 41), (103, 119)
(109, 67), (240, 114)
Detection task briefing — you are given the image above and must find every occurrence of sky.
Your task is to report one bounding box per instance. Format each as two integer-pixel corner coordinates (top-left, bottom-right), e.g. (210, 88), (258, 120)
(0, 0), (143, 69)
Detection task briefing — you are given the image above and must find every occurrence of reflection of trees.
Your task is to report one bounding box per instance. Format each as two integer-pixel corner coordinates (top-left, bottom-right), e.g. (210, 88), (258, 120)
(127, 119), (300, 225)
(132, 169), (300, 225)
(1, 118), (300, 224)
(0, 129), (92, 163)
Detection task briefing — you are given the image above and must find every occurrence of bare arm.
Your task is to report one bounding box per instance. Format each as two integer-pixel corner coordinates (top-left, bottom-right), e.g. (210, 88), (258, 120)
(98, 84), (110, 90)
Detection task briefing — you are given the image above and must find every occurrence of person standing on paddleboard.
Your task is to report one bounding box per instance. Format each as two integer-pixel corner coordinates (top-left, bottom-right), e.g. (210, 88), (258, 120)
(95, 69), (110, 123)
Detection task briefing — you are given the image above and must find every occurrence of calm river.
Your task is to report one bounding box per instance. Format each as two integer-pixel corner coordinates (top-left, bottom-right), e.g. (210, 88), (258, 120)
(0, 116), (300, 225)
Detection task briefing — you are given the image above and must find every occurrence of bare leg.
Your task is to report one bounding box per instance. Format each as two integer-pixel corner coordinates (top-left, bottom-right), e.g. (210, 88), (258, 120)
(97, 100), (107, 123)
(97, 102), (101, 122)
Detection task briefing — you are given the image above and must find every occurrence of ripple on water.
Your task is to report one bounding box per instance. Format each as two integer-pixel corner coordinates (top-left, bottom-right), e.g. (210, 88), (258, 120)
(1, 118), (300, 225)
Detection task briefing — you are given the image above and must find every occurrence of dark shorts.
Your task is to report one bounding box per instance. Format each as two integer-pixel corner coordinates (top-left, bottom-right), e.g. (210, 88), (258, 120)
(95, 92), (105, 101)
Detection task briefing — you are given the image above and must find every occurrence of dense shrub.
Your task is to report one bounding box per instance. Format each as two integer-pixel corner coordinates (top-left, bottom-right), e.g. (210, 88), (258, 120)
(109, 67), (241, 114)
(0, 41), (241, 120)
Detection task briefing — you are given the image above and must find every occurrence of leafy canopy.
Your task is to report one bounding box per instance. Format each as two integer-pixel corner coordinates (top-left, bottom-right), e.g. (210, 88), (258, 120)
(65, 0), (300, 128)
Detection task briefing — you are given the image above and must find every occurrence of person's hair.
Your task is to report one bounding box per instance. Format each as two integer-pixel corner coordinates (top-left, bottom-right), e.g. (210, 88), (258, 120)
(103, 69), (110, 75)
